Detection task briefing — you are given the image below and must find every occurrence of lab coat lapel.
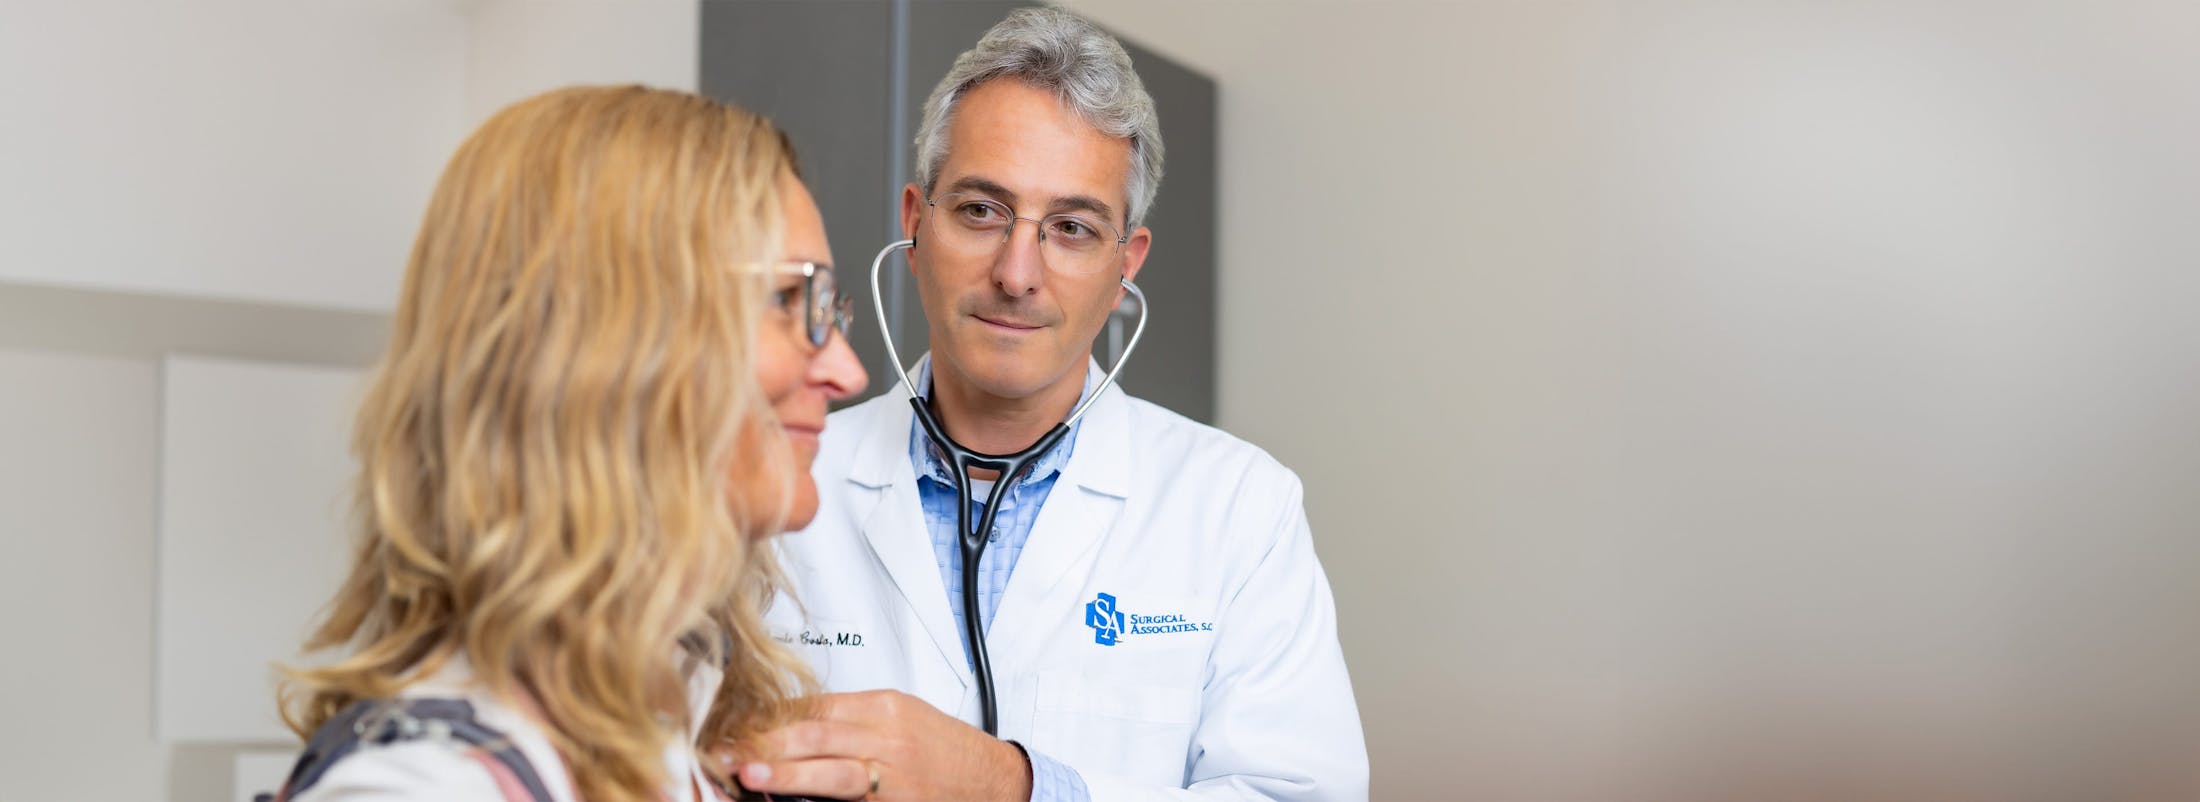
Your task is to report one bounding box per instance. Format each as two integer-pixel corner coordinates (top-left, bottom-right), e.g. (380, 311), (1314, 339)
(846, 364), (972, 691)
(984, 366), (1133, 661)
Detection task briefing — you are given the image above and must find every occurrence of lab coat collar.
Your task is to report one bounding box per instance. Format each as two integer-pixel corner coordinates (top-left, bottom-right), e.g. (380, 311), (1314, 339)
(847, 355), (1131, 500)
(847, 359), (922, 490)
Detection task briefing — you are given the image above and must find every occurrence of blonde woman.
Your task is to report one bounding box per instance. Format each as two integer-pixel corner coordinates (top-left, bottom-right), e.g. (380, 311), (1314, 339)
(268, 85), (866, 802)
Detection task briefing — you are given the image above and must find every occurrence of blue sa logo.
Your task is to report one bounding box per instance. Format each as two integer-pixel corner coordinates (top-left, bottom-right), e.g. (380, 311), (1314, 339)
(1085, 593), (1128, 645)
(1083, 592), (1213, 646)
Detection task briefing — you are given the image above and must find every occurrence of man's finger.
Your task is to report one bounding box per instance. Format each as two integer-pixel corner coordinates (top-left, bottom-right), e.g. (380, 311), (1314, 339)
(706, 742), (751, 774)
(812, 689), (910, 723)
(754, 719), (878, 761)
(739, 757), (873, 800)
(810, 691), (867, 718)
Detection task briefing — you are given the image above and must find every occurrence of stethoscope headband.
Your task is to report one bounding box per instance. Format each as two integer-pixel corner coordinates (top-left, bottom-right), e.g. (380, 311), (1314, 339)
(866, 239), (1148, 428)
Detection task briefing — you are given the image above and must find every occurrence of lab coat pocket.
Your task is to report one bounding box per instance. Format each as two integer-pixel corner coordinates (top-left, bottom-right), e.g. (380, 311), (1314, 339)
(1033, 669), (1200, 785)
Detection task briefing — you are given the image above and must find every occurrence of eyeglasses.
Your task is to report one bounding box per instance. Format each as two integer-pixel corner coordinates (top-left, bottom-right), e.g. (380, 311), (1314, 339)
(763, 261), (852, 348)
(924, 192), (1128, 275)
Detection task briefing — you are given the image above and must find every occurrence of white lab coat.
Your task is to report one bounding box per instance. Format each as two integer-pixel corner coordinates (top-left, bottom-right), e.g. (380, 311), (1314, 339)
(768, 359), (1369, 802)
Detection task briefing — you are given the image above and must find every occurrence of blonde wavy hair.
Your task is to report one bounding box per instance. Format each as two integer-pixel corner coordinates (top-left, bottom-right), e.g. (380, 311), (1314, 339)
(280, 85), (814, 802)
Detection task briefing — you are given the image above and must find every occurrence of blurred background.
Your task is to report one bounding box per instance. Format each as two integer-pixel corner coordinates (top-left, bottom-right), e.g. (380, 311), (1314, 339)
(3, 1), (2197, 800)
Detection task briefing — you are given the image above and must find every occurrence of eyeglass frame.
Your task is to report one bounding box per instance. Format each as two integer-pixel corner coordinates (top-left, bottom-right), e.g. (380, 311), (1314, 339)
(762, 261), (853, 349)
(922, 192), (1131, 274)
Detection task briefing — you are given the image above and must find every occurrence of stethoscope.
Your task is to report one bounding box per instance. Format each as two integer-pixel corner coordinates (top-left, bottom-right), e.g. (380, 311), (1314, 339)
(867, 238), (1148, 735)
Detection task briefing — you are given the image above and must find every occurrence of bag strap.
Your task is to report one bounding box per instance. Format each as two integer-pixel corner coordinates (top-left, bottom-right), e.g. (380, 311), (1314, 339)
(258, 697), (556, 802)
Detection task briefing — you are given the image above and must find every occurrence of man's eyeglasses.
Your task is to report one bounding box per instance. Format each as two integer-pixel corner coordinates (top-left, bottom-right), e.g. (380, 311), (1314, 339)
(923, 193), (1128, 275)
(764, 261), (853, 348)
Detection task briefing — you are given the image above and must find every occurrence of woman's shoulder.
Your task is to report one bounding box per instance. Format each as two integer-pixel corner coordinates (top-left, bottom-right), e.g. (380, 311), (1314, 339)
(282, 680), (577, 802)
(286, 738), (512, 802)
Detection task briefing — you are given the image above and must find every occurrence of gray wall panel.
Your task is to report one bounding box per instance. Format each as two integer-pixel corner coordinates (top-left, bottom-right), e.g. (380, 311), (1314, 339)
(700, 0), (902, 399)
(1109, 35), (1217, 423)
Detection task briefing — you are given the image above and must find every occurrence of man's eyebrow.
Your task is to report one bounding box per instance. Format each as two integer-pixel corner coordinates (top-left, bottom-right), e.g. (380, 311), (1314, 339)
(1048, 194), (1117, 225)
(944, 176), (1017, 204)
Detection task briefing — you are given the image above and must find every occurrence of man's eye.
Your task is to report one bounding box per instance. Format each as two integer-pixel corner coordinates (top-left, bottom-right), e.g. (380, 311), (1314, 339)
(774, 287), (803, 311)
(1045, 216), (1111, 245)
(958, 203), (1001, 221)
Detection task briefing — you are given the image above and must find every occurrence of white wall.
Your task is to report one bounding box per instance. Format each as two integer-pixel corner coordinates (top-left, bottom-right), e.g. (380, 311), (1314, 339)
(157, 356), (365, 744)
(467, 0), (699, 124)
(1066, 2), (2200, 799)
(0, 0), (700, 314)
(0, 349), (164, 801)
(0, 1), (469, 312)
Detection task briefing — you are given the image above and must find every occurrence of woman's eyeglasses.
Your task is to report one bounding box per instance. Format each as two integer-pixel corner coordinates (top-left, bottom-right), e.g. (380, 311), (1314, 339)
(764, 261), (853, 348)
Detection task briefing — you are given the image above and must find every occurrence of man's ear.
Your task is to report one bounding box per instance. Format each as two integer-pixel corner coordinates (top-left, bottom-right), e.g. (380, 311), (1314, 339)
(900, 183), (925, 246)
(1120, 226), (1153, 284)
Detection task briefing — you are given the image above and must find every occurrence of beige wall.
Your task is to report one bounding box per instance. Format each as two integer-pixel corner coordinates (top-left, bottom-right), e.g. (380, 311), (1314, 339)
(1065, 2), (2200, 799)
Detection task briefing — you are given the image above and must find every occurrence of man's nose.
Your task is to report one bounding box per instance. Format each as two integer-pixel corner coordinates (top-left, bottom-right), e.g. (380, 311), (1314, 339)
(991, 218), (1047, 297)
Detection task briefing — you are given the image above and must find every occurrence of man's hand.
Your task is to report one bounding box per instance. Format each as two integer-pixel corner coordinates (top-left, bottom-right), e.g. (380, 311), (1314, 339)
(712, 690), (1033, 802)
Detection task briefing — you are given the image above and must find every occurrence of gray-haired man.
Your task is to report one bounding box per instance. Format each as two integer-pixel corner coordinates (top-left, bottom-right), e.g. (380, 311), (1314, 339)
(726, 9), (1367, 801)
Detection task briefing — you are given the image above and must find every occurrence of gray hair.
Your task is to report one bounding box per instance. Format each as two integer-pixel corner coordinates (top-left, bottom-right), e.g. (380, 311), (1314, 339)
(914, 7), (1164, 229)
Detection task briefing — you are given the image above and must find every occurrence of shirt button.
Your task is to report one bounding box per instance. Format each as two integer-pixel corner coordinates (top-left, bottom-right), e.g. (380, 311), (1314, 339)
(988, 527), (1002, 542)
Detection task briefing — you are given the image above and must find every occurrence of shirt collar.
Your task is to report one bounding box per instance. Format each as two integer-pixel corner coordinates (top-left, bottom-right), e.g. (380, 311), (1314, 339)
(907, 359), (1093, 491)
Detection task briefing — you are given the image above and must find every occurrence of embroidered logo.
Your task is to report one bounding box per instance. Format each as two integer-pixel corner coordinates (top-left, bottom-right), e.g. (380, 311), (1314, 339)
(1083, 592), (1212, 646)
(1085, 593), (1128, 645)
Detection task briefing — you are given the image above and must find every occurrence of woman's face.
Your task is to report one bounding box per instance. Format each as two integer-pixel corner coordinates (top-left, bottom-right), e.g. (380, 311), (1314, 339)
(733, 172), (868, 533)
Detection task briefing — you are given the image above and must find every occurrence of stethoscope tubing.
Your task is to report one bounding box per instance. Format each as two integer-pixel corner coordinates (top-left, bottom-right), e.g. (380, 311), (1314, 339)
(865, 239), (1148, 735)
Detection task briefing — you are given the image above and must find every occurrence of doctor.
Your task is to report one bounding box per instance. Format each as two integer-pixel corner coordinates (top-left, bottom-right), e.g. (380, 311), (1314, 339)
(727, 9), (1367, 802)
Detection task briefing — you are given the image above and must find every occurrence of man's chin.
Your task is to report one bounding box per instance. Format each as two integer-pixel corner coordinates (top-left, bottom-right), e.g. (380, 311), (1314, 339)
(954, 368), (1058, 401)
(934, 349), (1045, 397)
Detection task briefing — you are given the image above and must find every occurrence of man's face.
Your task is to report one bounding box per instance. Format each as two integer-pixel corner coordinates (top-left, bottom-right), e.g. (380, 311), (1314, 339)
(901, 79), (1151, 403)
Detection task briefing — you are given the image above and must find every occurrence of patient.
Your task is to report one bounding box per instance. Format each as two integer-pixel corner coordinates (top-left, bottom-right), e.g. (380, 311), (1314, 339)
(269, 85), (865, 802)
